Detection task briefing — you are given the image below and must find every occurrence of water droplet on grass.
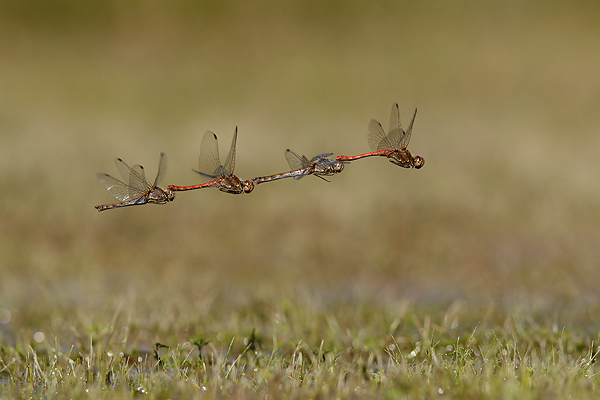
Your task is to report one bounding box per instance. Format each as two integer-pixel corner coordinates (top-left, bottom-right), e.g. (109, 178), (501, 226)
(34, 332), (44, 343)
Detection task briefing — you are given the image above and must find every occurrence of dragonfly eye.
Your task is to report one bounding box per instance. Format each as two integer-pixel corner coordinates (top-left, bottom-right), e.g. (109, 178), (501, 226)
(414, 156), (425, 169)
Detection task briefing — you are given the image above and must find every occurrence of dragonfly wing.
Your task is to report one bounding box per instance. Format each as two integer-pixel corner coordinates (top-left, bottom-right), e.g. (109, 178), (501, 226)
(223, 127), (237, 176)
(115, 157), (134, 182)
(285, 149), (307, 170)
(368, 119), (391, 152)
(193, 170), (218, 180)
(96, 173), (135, 202)
(400, 108), (417, 149)
(388, 103), (403, 136)
(385, 103), (406, 150)
(311, 153), (333, 162)
(385, 129), (404, 151)
(114, 157), (151, 195)
(285, 149), (310, 180)
(153, 152), (167, 187)
(198, 131), (222, 182)
(129, 165), (149, 197)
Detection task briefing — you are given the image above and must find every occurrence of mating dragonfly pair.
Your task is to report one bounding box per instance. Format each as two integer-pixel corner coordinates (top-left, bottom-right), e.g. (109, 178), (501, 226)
(95, 103), (424, 211)
(167, 128), (346, 194)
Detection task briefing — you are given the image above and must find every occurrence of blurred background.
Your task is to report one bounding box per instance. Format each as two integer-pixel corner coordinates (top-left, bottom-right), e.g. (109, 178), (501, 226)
(1, 0), (599, 332)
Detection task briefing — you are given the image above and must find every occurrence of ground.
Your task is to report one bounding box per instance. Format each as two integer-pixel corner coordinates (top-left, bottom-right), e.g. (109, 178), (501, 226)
(1, 1), (600, 398)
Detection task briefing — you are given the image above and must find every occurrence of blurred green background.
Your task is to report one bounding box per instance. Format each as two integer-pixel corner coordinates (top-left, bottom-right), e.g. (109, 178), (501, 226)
(1, 0), (599, 330)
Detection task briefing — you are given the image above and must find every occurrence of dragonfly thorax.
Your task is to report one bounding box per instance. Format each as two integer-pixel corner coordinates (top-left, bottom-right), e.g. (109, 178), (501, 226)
(314, 159), (345, 175)
(218, 175), (253, 194)
(148, 188), (175, 203)
(218, 181), (244, 194)
(388, 150), (424, 169)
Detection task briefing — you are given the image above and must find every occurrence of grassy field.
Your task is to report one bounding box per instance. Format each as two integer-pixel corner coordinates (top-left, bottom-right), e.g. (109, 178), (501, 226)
(1, 1), (600, 398)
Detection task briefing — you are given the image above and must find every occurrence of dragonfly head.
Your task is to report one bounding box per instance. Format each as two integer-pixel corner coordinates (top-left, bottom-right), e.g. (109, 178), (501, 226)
(413, 155), (425, 169)
(165, 188), (176, 202)
(331, 161), (345, 173)
(242, 180), (255, 194)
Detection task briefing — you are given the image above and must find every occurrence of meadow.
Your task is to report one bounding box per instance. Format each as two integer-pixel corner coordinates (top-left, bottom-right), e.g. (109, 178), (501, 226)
(1, 1), (600, 398)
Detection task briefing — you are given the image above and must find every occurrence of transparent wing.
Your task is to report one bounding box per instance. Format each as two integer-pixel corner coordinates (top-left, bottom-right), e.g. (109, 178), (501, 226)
(285, 149), (308, 170)
(368, 119), (392, 152)
(96, 173), (137, 202)
(223, 127), (237, 176)
(198, 131), (222, 181)
(400, 108), (417, 149)
(114, 157), (151, 194)
(385, 129), (404, 151)
(129, 165), (147, 197)
(388, 103), (403, 136)
(153, 152), (167, 187)
(310, 153), (333, 163)
(385, 103), (406, 150)
(285, 149), (310, 180)
(115, 157), (134, 182)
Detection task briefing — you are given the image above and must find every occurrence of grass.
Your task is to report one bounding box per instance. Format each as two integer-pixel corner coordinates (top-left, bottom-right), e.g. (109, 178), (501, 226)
(3, 299), (600, 399)
(1, 0), (600, 398)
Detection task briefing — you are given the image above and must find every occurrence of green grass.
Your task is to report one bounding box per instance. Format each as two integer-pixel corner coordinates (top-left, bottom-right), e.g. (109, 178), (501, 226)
(3, 299), (600, 399)
(2, 1), (600, 398)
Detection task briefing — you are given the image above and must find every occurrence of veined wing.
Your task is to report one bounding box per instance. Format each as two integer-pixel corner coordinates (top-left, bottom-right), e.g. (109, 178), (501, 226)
(386, 105), (417, 150)
(96, 173), (139, 202)
(152, 152), (167, 188)
(223, 127), (237, 176)
(130, 165), (147, 198)
(285, 149), (310, 170)
(285, 149), (311, 180)
(388, 103), (403, 138)
(385, 103), (404, 150)
(400, 108), (417, 149)
(114, 157), (151, 197)
(197, 131), (223, 181)
(309, 153), (333, 163)
(368, 119), (395, 152)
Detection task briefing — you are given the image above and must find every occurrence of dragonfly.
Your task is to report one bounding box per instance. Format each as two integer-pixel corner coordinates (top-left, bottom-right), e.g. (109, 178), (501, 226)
(95, 152), (175, 212)
(336, 103), (424, 169)
(168, 127), (255, 194)
(252, 149), (345, 185)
